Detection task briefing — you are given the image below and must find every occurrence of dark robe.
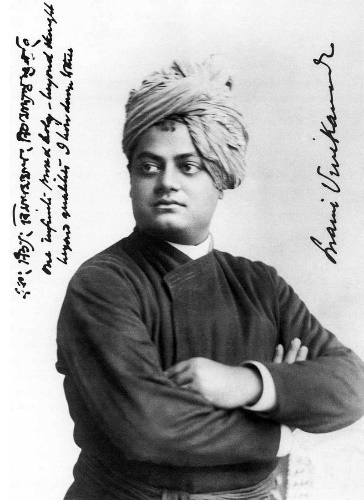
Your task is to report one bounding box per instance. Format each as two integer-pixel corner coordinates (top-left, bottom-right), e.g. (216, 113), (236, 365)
(56, 229), (364, 494)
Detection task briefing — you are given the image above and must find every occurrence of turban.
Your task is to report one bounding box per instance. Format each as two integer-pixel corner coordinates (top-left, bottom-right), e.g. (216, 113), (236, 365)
(122, 56), (249, 190)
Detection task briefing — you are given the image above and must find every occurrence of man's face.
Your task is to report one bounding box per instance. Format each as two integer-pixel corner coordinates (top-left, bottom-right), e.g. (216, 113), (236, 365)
(129, 121), (223, 245)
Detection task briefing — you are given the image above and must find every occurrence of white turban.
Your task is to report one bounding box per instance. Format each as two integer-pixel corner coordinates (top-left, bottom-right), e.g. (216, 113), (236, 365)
(122, 56), (249, 190)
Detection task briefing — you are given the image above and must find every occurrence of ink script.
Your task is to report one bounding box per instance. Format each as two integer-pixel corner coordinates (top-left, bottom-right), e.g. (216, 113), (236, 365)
(13, 2), (74, 298)
(310, 43), (340, 265)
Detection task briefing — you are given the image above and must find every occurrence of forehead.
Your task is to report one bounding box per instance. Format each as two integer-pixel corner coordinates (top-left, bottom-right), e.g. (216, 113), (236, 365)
(132, 122), (199, 160)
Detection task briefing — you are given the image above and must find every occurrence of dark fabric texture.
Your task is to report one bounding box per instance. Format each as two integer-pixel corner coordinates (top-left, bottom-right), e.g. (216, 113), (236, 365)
(64, 452), (285, 500)
(57, 228), (364, 495)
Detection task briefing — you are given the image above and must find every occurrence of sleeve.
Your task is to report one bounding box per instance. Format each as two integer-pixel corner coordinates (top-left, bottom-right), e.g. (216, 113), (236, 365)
(241, 362), (292, 457)
(259, 266), (364, 433)
(242, 362), (277, 412)
(57, 262), (282, 467)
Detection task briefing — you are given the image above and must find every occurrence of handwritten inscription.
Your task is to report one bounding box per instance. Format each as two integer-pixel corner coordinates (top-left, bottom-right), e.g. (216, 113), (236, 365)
(310, 43), (340, 264)
(12, 2), (74, 298)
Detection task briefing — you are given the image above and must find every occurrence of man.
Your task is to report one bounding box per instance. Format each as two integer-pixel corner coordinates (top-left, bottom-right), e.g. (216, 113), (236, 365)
(57, 57), (364, 499)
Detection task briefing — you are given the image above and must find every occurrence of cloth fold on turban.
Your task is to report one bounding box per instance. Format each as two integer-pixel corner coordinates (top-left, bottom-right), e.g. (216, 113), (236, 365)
(122, 56), (249, 190)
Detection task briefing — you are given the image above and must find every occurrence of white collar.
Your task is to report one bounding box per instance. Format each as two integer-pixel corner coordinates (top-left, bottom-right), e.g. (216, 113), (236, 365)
(167, 234), (213, 260)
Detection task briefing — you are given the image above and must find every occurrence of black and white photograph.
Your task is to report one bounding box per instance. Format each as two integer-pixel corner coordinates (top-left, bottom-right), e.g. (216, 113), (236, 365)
(8, 1), (364, 499)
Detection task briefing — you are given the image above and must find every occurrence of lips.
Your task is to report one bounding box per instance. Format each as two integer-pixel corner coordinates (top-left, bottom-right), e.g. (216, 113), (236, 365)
(154, 199), (185, 207)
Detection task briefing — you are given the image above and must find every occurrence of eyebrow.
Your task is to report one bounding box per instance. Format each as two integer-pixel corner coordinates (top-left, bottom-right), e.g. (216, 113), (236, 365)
(135, 152), (201, 162)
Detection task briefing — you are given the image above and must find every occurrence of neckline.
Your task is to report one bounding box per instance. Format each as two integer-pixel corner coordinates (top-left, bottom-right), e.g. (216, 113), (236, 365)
(125, 227), (215, 276)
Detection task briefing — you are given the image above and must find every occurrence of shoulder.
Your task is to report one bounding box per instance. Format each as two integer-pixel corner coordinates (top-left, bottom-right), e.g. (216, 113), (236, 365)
(67, 236), (148, 297)
(211, 250), (288, 321)
(79, 238), (135, 272)
(213, 249), (279, 285)
(214, 251), (312, 317)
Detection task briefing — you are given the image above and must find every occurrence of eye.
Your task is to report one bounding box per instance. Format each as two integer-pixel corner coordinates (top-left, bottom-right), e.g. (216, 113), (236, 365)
(139, 162), (160, 175)
(180, 162), (202, 174)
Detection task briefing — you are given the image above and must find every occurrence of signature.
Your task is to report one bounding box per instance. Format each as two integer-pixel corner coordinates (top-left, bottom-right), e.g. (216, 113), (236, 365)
(310, 43), (340, 264)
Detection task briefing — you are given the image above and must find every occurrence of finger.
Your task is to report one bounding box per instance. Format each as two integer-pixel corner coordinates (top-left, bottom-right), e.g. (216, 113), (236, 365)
(273, 344), (284, 363)
(284, 338), (302, 364)
(164, 360), (191, 378)
(296, 345), (308, 361)
(179, 383), (199, 394)
(169, 370), (194, 387)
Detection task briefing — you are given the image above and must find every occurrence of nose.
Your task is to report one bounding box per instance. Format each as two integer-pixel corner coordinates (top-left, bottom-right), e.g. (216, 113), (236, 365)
(155, 164), (181, 192)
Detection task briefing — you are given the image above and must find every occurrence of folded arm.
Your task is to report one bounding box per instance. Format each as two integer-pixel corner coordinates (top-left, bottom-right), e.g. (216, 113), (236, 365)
(165, 338), (308, 409)
(166, 266), (364, 433)
(260, 267), (364, 432)
(57, 263), (282, 467)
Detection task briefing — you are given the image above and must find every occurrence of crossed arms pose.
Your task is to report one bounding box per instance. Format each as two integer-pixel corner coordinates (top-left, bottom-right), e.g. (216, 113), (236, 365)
(165, 339), (308, 409)
(57, 57), (364, 498)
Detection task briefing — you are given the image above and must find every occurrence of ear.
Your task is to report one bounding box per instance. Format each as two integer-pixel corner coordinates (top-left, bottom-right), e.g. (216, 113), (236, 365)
(128, 167), (133, 199)
(128, 164), (133, 198)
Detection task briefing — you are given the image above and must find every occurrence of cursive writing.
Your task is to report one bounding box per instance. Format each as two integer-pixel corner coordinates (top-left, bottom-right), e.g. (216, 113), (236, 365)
(12, 2), (74, 297)
(15, 147), (33, 226)
(56, 160), (71, 219)
(13, 231), (34, 299)
(310, 200), (339, 264)
(40, 193), (57, 242)
(57, 224), (72, 265)
(310, 43), (340, 264)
